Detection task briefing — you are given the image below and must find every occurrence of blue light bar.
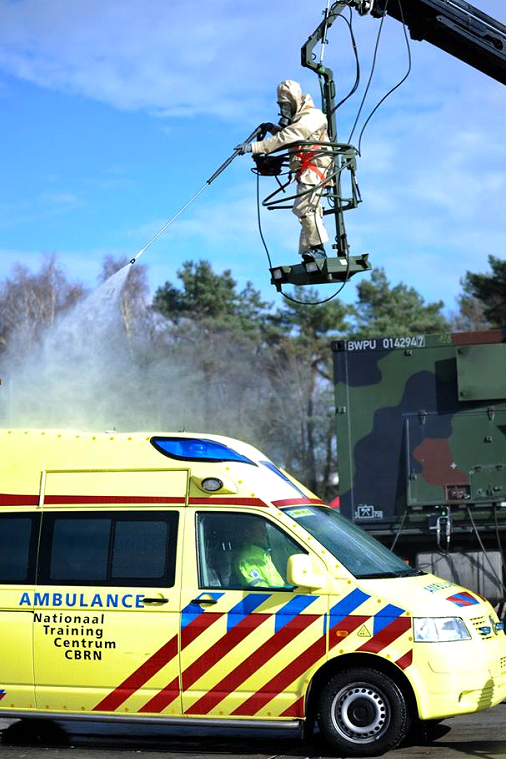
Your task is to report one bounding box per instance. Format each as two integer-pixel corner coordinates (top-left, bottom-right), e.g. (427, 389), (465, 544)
(150, 437), (254, 465)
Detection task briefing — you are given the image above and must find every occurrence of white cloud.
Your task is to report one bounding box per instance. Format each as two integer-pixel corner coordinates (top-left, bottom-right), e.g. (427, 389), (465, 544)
(0, 191), (83, 229)
(0, 0), (311, 118)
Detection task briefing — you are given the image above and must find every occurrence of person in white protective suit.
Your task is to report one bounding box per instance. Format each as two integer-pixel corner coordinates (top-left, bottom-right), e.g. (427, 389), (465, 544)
(236, 80), (333, 260)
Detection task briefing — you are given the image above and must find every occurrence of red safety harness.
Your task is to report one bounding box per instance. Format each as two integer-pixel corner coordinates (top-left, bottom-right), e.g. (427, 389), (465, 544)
(296, 147), (327, 182)
(294, 106), (328, 182)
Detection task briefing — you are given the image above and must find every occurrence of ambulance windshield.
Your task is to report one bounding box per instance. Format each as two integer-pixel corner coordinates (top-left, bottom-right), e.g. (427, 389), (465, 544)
(282, 505), (422, 579)
(151, 437), (254, 464)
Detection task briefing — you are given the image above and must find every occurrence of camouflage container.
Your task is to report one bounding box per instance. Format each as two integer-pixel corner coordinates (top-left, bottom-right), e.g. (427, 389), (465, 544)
(332, 329), (506, 601)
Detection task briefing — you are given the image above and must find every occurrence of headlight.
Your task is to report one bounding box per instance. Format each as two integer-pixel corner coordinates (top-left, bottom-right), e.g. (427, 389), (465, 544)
(414, 617), (471, 642)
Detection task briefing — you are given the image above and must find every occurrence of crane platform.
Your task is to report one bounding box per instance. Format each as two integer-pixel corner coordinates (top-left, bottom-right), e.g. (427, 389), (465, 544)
(269, 253), (370, 291)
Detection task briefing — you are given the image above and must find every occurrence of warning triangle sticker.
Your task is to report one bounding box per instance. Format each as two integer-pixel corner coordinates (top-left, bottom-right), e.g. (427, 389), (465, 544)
(357, 625), (371, 638)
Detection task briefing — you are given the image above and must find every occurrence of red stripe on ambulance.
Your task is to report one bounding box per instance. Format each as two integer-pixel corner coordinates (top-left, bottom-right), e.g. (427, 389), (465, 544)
(182, 614), (268, 691)
(0, 493), (39, 506)
(232, 635), (327, 716)
(233, 613), (376, 717)
(184, 614), (319, 715)
(93, 635), (179, 712)
(0, 493), (267, 507)
(138, 676), (180, 713)
(281, 695), (305, 718)
(94, 612), (222, 712)
(140, 613), (268, 714)
(395, 649), (413, 670)
(357, 616), (411, 654)
(272, 498), (326, 508)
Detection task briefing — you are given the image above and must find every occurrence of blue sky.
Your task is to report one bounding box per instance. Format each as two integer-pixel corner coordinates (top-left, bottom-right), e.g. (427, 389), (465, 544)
(1, 0), (505, 314)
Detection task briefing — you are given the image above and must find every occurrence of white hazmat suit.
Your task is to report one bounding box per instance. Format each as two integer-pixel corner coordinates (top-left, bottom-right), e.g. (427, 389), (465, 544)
(250, 80), (333, 257)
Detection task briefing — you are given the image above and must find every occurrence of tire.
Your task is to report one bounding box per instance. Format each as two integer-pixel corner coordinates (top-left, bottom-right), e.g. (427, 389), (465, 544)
(317, 667), (410, 757)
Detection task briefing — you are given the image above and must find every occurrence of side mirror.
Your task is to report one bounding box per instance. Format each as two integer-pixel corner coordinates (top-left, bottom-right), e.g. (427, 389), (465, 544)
(287, 554), (326, 590)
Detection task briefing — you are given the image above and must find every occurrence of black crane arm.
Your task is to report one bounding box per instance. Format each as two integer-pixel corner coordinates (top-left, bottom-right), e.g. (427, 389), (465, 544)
(369, 0), (506, 85)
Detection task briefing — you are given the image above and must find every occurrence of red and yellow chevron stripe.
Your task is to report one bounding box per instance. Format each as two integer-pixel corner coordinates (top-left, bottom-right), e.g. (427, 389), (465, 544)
(93, 589), (413, 719)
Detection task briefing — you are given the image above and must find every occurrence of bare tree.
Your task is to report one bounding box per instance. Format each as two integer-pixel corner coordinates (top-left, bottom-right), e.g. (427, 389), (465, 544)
(0, 254), (85, 355)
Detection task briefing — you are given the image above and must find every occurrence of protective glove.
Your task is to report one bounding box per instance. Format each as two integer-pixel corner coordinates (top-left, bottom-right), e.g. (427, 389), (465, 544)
(235, 142), (253, 155)
(260, 122), (280, 135)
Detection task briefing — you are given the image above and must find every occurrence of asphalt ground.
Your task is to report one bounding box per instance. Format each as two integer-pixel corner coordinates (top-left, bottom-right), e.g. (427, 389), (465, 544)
(1, 705), (506, 759)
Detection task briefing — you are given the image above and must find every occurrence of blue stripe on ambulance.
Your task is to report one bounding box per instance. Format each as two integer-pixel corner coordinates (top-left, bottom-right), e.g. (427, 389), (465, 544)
(329, 588), (371, 626)
(274, 595), (318, 632)
(372, 604), (404, 636)
(227, 594), (271, 631)
(182, 593), (225, 629)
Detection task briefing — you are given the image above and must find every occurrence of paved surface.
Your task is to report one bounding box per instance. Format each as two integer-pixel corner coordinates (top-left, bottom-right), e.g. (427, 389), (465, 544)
(1, 705), (506, 758)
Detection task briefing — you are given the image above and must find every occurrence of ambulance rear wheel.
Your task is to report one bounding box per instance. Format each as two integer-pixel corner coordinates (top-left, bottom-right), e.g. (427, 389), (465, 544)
(317, 667), (410, 757)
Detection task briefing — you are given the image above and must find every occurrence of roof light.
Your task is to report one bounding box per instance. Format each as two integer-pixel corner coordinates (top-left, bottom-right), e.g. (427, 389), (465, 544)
(304, 261), (319, 274)
(201, 477), (224, 492)
(272, 268), (284, 280)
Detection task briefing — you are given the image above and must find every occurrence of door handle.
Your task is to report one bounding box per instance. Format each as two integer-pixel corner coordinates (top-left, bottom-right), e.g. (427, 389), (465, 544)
(191, 595), (218, 606)
(143, 597), (169, 605)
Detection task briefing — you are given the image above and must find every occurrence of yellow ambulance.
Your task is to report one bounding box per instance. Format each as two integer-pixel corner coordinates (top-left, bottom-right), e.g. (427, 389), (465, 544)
(1, 428), (505, 756)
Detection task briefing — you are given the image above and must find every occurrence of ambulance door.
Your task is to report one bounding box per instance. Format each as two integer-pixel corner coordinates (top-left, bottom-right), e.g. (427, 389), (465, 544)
(33, 468), (188, 716)
(33, 508), (182, 715)
(176, 510), (329, 721)
(0, 512), (39, 711)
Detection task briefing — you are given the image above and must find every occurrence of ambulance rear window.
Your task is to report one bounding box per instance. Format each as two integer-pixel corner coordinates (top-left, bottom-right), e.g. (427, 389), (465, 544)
(0, 514), (38, 583)
(151, 437), (254, 464)
(39, 511), (179, 587)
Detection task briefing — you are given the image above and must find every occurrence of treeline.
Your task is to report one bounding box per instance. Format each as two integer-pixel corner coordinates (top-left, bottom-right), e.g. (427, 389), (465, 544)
(0, 254), (504, 501)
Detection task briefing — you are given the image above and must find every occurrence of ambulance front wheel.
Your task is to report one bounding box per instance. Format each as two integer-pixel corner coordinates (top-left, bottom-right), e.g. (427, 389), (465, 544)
(317, 667), (410, 757)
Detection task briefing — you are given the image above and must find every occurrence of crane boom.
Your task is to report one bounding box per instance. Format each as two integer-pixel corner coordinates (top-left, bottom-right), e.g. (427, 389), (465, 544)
(370, 0), (506, 85)
(265, 0), (505, 292)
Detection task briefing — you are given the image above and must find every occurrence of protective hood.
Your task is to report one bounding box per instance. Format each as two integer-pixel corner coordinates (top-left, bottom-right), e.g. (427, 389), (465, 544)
(277, 80), (316, 121)
(277, 80), (302, 113)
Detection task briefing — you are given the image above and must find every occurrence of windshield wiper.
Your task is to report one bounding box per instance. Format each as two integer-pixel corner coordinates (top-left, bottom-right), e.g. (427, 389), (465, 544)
(356, 569), (425, 579)
(395, 568), (425, 577)
(355, 571), (400, 579)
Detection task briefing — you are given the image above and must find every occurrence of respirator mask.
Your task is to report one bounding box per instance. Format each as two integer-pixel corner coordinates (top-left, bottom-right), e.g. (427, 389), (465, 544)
(277, 99), (294, 128)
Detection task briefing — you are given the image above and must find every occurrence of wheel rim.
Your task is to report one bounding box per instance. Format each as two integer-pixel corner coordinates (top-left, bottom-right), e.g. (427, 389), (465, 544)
(330, 682), (390, 744)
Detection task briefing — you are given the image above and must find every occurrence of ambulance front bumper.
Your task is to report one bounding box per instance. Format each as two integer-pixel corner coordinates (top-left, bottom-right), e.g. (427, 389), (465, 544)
(412, 635), (506, 720)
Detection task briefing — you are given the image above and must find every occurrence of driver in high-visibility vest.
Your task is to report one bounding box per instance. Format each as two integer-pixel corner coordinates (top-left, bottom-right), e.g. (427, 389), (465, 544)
(235, 519), (285, 587)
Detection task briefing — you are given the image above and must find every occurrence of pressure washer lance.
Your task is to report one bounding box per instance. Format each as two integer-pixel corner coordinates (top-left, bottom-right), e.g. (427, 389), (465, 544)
(129, 125), (263, 265)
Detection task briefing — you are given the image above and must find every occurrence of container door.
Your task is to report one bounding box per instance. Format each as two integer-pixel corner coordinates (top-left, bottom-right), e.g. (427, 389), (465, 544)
(176, 509), (329, 721)
(0, 512), (39, 711)
(406, 410), (506, 506)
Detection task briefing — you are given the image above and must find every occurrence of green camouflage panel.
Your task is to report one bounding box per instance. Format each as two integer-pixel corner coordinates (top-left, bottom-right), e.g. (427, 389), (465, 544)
(332, 330), (506, 532)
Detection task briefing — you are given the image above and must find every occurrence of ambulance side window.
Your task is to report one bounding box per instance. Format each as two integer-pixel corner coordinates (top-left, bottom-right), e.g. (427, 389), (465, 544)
(0, 514), (39, 583)
(38, 511), (178, 587)
(197, 512), (304, 590)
